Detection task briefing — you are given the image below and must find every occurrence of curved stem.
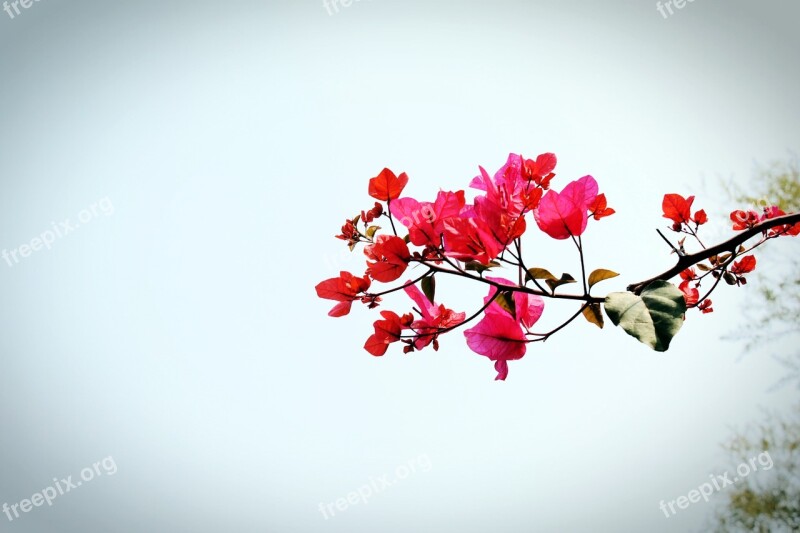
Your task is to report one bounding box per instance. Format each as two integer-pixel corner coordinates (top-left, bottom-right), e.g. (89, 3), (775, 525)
(367, 270), (432, 298)
(528, 303), (589, 342)
(515, 239), (524, 286)
(684, 223), (706, 249)
(398, 289), (501, 340)
(573, 235), (588, 295)
(385, 199), (399, 236)
(412, 258), (605, 304)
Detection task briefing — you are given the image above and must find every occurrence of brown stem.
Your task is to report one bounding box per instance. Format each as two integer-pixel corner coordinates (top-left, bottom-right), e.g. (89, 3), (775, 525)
(528, 303), (589, 342)
(398, 288), (501, 340)
(366, 270), (432, 298)
(385, 199), (399, 236)
(413, 259), (605, 304)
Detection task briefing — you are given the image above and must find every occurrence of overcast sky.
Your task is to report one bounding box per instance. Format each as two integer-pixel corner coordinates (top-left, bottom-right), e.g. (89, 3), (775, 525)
(1, 1), (799, 532)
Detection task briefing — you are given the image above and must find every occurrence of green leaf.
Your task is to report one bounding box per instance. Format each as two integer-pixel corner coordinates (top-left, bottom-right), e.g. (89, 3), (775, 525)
(366, 225), (380, 239)
(582, 303), (604, 328)
(604, 280), (686, 351)
(526, 267), (557, 282)
(465, 260), (501, 273)
(588, 269), (619, 289)
(696, 263), (711, 272)
(421, 276), (436, 304)
(545, 273), (576, 293)
(495, 291), (516, 319)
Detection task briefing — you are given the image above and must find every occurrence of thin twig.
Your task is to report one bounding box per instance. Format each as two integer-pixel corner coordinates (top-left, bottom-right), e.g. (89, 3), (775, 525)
(528, 303), (590, 342)
(656, 229), (681, 256)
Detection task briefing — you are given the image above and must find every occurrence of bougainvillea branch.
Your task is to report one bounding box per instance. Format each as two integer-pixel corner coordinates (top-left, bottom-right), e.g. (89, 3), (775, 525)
(316, 153), (799, 380)
(627, 211), (800, 294)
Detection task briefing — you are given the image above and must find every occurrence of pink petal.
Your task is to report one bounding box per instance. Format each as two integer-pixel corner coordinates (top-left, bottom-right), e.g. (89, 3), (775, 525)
(494, 360), (509, 381)
(469, 166), (493, 192)
(391, 198), (423, 228)
(404, 283), (436, 321)
(534, 175), (598, 239)
(464, 313), (527, 361)
(483, 277), (545, 329)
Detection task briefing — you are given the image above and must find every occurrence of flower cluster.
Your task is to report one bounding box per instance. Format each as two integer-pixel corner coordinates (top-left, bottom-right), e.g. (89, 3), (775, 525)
(317, 152), (798, 381)
(662, 194), (708, 231)
(664, 196), (798, 313)
(316, 153), (617, 380)
(731, 206), (800, 236)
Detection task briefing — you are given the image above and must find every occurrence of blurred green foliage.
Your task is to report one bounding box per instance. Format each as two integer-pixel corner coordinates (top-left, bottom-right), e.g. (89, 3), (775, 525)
(713, 157), (800, 532)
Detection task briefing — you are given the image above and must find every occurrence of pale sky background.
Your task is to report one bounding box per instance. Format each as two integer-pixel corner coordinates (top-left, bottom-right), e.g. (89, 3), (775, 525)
(0, 1), (799, 532)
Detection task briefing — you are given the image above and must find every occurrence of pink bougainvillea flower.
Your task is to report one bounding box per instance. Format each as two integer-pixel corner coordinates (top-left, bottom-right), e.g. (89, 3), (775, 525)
(391, 190), (466, 247)
(470, 158), (526, 243)
(465, 153), (557, 249)
(474, 193), (527, 246)
(463, 277), (544, 380)
(469, 154), (526, 202)
(761, 206), (785, 220)
(534, 175), (599, 239)
(493, 360), (510, 381)
(364, 235), (411, 283)
(315, 271), (371, 317)
(470, 152), (556, 194)
(483, 276), (545, 329)
(442, 216), (504, 265)
(403, 283), (465, 349)
(470, 154), (526, 210)
(482, 152), (556, 196)
(464, 312), (527, 380)
(470, 154), (533, 215)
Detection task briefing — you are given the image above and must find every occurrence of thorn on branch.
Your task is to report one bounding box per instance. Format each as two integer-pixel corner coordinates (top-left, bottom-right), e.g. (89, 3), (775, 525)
(657, 229), (683, 256)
